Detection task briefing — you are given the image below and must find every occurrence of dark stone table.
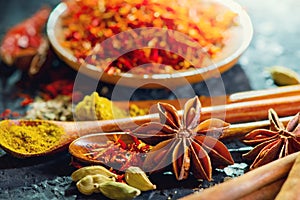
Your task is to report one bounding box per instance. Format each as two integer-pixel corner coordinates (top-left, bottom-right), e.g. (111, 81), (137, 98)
(1, 0), (299, 199)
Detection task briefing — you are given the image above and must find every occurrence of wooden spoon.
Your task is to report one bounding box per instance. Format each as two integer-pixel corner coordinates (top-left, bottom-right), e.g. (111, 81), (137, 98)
(68, 116), (293, 165)
(1, 91), (299, 158)
(0, 115), (157, 158)
(68, 132), (135, 166)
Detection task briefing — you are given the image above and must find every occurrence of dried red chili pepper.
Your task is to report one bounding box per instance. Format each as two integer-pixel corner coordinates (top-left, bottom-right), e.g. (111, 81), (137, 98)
(0, 7), (50, 72)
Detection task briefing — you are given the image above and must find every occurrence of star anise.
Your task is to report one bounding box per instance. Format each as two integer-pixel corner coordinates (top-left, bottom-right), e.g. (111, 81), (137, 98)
(132, 97), (234, 181)
(243, 109), (300, 170)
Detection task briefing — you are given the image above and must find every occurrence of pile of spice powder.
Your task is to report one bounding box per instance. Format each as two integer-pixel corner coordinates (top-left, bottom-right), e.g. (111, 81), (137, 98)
(74, 92), (127, 120)
(0, 120), (64, 154)
(61, 0), (237, 74)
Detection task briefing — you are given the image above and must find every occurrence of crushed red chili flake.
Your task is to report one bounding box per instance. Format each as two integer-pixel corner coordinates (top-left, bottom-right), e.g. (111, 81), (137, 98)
(40, 79), (75, 100)
(0, 109), (12, 119)
(83, 134), (151, 171)
(20, 97), (34, 107)
(16, 93), (34, 107)
(61, 0), (237, 74)
(0, 109), (21, 120)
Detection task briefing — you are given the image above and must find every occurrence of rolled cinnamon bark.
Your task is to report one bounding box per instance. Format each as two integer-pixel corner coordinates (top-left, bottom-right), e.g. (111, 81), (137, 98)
(179, 152), (299, 200)
(240, 178), (285, 200)
(275, 153), (300, 200)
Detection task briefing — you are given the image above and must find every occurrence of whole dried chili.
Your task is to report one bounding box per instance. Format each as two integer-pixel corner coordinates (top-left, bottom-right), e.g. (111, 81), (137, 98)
(61, 0), (237, 74)
(0, 7), (50, 69)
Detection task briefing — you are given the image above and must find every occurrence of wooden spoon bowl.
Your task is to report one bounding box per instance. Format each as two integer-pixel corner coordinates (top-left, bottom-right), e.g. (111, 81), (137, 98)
(68, 132), (141, 167)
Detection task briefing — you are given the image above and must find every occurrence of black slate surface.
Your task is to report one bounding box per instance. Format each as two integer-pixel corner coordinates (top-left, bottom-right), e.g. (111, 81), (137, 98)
(1, 0), (300, 199)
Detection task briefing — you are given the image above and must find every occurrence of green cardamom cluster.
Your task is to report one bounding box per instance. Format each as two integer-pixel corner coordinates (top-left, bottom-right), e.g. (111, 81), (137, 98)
(71, 165), (118, 181)
(71, 165), (156, 200)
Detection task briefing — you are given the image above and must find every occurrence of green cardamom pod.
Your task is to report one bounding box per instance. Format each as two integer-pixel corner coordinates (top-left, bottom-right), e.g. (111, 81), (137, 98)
(71, 166), (117, 182)
(268, 66), (300, 86)
(76, 174), (115, 195)
(125, 166), (156, 191)
(99, 181), (141, 200)
(76, 175), (95, 195)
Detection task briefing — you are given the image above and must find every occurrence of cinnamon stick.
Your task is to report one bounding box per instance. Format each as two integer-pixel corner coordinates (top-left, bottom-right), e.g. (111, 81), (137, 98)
(179, 152), (300, 200)
(275, 153), (300, 199)
(240, 178), (285, 200)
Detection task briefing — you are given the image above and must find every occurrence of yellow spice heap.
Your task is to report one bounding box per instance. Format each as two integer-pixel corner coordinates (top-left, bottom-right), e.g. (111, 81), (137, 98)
(0, 120), (64, 154)
(75, 92), (127, 120)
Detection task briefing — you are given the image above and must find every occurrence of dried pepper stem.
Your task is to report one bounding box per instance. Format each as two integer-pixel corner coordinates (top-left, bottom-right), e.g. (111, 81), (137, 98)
(180, 152), (300, 200)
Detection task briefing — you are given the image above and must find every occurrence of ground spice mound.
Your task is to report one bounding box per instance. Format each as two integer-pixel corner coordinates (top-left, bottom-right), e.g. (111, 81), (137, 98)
(0, 120), (64, 154)
(74, 92), (127, 120)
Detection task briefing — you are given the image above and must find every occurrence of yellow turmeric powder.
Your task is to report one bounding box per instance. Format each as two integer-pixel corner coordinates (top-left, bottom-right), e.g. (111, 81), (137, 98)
(129, 104), (149, 117)
(75, 92), (150, 120)
(0, 120), (64, 154)
(74, 92), (127, 120)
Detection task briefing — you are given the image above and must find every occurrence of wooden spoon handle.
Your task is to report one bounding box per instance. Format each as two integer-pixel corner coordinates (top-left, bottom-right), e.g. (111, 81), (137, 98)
(201, 95), (300, 123)
(228, 84), (300, 103)
(221, 116), (292, 139)
(60, 95), (300, 141)
(115, 85), (300, 110)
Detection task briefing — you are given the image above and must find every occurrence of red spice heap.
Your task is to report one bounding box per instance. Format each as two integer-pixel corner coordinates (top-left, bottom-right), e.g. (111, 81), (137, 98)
(61, 0), (236, 74)
(84, 134), (151, 171)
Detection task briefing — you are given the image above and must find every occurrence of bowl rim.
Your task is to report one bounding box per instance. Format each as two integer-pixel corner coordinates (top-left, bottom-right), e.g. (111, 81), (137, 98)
(47, 0), (253, 88)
